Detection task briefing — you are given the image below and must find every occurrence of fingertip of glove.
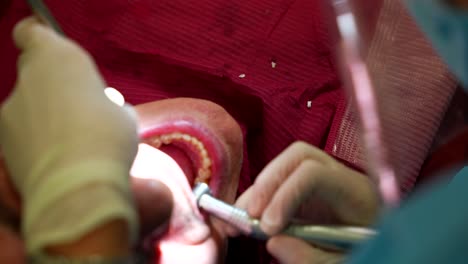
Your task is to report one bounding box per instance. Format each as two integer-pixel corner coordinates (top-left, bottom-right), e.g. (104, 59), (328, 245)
(13, 16), (54, 51)
(260, 215), (282, 236)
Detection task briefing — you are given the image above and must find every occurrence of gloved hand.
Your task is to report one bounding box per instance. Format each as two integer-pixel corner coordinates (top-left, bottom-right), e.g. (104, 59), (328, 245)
(234, 141), (380, 264)
(0, 17), (139, 255)
(0, 152), (174, 263)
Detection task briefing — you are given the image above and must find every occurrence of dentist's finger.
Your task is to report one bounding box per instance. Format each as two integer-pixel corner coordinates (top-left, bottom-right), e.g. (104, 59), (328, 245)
(13, 16), (59, 52)
(260, 160), (378, 235)
(248, 142), (334, 220)
(103, 87), (138, 122)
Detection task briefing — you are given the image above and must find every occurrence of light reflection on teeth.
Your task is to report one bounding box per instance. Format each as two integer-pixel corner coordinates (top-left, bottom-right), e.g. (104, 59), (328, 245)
(144, 133), (213, 184)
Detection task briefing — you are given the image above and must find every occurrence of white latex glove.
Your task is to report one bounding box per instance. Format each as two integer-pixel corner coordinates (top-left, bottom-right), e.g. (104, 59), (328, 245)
(235, 142), (380, 264)
(0, 17), (138, 254)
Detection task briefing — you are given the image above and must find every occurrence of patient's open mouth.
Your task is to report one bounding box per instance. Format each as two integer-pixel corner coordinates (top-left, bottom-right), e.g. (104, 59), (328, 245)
(141, 119), (226, 195)
(131, 98), (243, 263)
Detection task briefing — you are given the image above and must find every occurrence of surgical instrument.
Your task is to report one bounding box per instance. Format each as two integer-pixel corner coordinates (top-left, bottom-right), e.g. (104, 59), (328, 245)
(193, 183), (377, 251)
(26, 0), (64, 35)
(330, 0), (400, 206)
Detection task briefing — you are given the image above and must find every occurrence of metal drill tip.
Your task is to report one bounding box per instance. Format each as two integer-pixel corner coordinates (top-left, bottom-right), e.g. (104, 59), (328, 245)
(192, 182), (211, 203)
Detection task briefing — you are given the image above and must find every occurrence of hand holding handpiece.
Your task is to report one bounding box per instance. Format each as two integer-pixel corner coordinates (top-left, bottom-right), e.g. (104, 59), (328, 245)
(193, 182), (376, 252)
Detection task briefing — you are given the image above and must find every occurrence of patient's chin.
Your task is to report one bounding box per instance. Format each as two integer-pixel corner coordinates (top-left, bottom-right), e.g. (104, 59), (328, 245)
(132, 98), (243, 264)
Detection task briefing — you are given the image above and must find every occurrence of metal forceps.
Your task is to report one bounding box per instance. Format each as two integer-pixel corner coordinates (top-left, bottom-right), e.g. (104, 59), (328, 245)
(25, 0), (64, 35)
(193, 183), (377, 251)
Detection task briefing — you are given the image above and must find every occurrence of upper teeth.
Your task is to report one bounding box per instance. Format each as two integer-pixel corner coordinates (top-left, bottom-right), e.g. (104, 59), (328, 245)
(144, 133), (212, 183)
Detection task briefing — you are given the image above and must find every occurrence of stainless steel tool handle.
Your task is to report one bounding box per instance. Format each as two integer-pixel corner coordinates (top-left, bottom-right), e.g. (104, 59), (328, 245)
(281, 225), (376, 251)
(198, 194), (254, 234)
(193, 183), (376, 251)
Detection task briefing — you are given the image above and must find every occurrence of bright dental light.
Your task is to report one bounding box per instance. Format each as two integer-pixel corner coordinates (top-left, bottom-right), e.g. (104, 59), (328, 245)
(104, 87), (126, 107)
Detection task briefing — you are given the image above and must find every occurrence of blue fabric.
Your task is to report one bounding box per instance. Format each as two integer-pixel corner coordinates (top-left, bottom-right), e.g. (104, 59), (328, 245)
(406, 0), (468, 89)
(347, 166), (468, 264)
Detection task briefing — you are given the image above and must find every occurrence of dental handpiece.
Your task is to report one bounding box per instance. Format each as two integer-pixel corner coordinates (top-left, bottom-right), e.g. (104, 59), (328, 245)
(193, 183), (377, 251)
